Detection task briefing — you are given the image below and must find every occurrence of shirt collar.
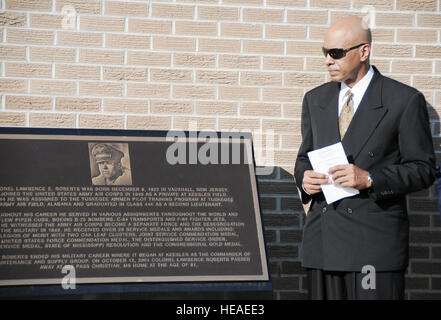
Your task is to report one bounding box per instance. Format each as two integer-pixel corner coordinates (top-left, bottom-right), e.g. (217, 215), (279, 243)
(340, 65), (374, 100)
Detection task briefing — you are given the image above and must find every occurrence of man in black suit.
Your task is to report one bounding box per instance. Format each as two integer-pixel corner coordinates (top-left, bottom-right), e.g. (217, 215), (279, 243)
(294, 16), (436, 299)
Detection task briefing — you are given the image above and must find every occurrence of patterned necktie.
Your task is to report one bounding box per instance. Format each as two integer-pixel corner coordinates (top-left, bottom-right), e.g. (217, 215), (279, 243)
(339, 91), (354, 139)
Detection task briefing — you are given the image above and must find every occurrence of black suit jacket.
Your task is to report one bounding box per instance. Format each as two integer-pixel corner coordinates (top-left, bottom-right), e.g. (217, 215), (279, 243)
(294, 66), (436, 272)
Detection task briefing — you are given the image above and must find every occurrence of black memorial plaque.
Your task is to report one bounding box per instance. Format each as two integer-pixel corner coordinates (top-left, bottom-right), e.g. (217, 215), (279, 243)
(0, 128), (269, 287)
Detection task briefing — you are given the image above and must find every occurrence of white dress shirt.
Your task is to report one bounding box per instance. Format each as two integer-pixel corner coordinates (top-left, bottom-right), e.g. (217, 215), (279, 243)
(338, 65), (374, 116)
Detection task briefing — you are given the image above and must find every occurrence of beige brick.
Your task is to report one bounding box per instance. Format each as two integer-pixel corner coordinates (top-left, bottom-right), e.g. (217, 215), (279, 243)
(435, 92), (441, 106)
(414, 76), (441, 90)
(273, 150), (297, 165)
(353, 0), (394, 9)
(243, 40), (284, 54)
(7, 29), (53, 45)
(370, 59), (390, 73)
(371, 29), (395, 42)
(176, 21), (218, 36)
(0, 79), (27, 93)
(6, 0), (51, 11)
(0, 112), (26, 126)
(196, 101), (237, 116)
(243, 9), (284, 23)
(310, 0), (351, 8)
(0, 12), (26, 27)
(150, 69), (192, 83)
(150, 100), (193, 114)
(153, 37), (195, 51)
(285, 72), (326, 87)
(127, 115), (171, 130)
(57, 31), (102, 47)
(56, 0), (101, 14)
(218, 86), (259, 100)
(223, 0), (262, 4)
(31, 80), (76, 95)
(196, 70), (238, 85)
(174, 53), (216, 68)
(6, 63), (52, 78)
(263, 119), (301, 134)
(287, 41), (322, 56)
(287, 10), (328, 25)
(106, 34), (150, 50)
(283, 103), (302, 118)
(199, 38), (240, 53)
(0, 45), (26, 61)
(281, 134), (303, 149)
(415, 46), (441, 59)
(252, 132), (280, 149)
(397, 29), (437, 43)
(221, 23), (262, 38)
(266, 25), (307, 40)
(262, 88), (303, 102)
(383, 74), (411, 86)
(103, 67), (147, 81)
(436, 61), (441, 74)
(418, 14), (441, 28)
(105, 1), (148, 16)
(308, 26), (328, 41)
(56, 64), (100, 80)
(79, 114), (124, 129)
(197, 6), (239, 21)
(152, 4), (194, 19)
(128, 51), (171, 67)
(6, 95), (52, 110)
(372, 44), (413, 58)
(267, 0), (306, 6)
(56, 97), (100, 112)
(263, 57), (303, 71)
(305, 57), (326, 72)
(218, 118), (260, 131)
(240, 71), (282, 86)
(173, 116), (216, 131)
(29, 14), (63, 29)
(103, 99), (147, 113)
(128, 19), (172, 34)
(126, 83), (170, 98)
(30, 47), (75, 63)
(375, 13), (414, 27)
(173, 85), (215, 99)
(219, 55), (260, 69)
(79, 82), (123, 97)
(80, 16), (125, 32)
(240, 103), (281, 117)
(30, 113), (76, 128)
(391, 60), (433, 74)
(79, 49), (124, 65)
(396, 0), (437, 11)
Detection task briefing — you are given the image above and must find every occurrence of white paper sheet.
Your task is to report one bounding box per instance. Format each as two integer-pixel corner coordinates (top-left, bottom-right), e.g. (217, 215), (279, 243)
(307, 142), (359, 204)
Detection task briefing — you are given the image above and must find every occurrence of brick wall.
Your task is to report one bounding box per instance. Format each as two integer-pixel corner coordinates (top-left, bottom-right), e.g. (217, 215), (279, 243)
(1, 0), (441, 299)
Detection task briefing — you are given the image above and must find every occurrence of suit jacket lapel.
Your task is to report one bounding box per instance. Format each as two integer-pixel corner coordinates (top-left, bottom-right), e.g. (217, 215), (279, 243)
(318, 81), (341, 148)
(341, 66), (388, 161)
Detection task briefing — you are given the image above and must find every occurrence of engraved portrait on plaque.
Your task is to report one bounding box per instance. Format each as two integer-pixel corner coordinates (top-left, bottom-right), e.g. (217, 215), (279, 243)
(89, 143), (132, 186)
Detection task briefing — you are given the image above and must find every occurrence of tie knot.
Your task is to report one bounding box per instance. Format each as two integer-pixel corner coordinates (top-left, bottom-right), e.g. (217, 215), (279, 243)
(346, 91), (353, 100)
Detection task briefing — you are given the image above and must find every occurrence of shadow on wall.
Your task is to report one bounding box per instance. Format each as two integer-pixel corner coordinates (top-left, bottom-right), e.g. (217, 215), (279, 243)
(261, 101), (441, 299)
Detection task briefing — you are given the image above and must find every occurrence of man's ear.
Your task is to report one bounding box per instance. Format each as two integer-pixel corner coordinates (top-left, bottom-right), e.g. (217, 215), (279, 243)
(360, 44), (370, 62)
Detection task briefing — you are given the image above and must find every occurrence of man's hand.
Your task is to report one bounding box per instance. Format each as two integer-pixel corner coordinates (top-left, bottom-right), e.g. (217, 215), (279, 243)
(328, 164), (371, 190)
(302, 170), (331, 195)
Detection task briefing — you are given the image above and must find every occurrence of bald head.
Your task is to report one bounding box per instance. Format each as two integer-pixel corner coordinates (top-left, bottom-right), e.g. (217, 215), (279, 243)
(323, 16), (372, 86)
(325, 16), (371, 49)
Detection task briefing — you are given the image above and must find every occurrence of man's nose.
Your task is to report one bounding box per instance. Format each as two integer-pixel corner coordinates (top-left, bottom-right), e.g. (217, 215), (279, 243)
(325, 54), (334, 66)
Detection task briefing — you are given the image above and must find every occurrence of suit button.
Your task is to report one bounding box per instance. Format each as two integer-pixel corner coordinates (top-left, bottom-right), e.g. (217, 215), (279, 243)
(322, 207), (327, 213)
(347, 208), (353, 214)
(368, 151), (374, 158)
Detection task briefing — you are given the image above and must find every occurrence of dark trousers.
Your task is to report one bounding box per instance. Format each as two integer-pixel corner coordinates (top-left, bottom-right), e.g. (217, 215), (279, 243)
(307, 268), (405, 300)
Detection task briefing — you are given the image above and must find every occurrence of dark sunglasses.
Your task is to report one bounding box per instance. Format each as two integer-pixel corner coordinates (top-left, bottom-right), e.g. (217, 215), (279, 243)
(322, 43), (367, 59)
